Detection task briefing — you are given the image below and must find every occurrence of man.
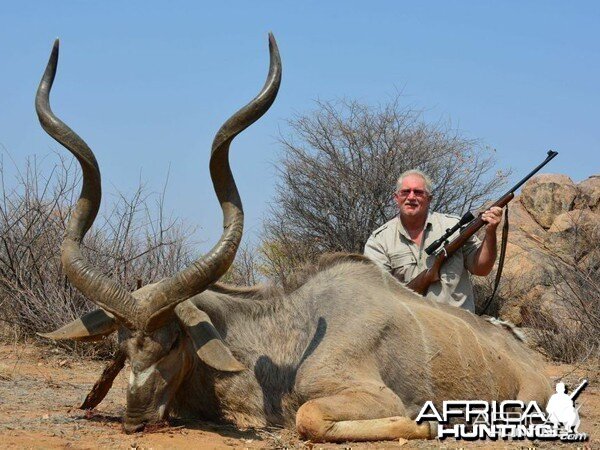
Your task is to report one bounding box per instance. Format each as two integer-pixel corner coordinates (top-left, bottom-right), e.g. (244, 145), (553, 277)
(364, 170), (502, 312)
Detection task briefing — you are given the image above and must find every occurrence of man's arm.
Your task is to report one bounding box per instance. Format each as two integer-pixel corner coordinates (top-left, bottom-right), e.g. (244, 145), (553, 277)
(469, 206), (503, 276)
(364, 235), (391, 272)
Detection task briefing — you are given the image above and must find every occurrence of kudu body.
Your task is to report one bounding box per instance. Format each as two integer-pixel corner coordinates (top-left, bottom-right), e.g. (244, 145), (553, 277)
(37, 36), (552, 442)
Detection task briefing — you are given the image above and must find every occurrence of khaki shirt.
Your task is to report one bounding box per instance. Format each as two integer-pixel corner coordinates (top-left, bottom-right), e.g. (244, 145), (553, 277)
(364, 212), (481, 312)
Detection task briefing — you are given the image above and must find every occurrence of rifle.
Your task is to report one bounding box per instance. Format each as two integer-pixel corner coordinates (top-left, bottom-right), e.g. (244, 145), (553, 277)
(569, 379), (588, 401)
(406, 150), (558, 296)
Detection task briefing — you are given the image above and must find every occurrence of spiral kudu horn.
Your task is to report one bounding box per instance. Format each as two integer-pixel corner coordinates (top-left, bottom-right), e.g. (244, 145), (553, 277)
(36, 35), (281, 331)
(36, 39), (139, 330)
(144, 33), (282, 329)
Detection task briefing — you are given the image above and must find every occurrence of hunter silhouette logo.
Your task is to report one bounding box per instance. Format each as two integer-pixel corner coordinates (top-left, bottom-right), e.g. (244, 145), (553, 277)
(546, 380), (587, 434)
(415, 379), (589, 441)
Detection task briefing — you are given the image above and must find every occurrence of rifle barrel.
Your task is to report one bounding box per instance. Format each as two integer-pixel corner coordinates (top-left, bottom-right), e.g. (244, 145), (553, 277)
(569, 379), (588, 400)
(508, 150), (558, 194)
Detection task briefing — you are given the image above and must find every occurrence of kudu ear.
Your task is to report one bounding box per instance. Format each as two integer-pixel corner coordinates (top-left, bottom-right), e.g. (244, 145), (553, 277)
(175, 301), (245, 372)
(37, 309), (118, 342)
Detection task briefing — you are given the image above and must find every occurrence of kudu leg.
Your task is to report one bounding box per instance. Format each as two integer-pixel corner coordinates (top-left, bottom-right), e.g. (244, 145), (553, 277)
(295, 385), (431, 442)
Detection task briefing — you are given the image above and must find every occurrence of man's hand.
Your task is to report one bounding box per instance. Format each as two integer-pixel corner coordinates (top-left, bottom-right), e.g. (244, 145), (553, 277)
(470, 206), (502, 276)
(481, 206), (503, 233)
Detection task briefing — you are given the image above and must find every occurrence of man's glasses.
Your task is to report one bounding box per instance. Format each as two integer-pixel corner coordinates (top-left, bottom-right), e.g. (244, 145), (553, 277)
(397, 189), (429, 198)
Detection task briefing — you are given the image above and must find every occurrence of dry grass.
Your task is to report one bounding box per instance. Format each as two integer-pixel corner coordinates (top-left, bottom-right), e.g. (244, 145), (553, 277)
(0, 152), (195, 357)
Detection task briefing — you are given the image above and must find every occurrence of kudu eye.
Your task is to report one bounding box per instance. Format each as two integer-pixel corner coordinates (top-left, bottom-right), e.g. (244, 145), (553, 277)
(168, 334), (181, 352)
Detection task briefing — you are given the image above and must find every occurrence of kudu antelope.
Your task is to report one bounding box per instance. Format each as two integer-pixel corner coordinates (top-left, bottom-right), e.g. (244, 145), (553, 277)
(37, 36), (552, 442)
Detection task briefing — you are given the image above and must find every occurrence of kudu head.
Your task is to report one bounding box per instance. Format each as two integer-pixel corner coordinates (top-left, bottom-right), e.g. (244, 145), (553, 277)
(36, 35), (281, 432)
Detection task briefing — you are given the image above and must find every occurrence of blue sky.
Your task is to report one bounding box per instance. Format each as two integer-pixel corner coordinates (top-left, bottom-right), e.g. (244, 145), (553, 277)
(1, 1), (598, 250)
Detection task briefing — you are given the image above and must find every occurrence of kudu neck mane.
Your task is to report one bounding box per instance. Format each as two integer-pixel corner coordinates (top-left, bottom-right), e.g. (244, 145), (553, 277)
(211, 252), (375, 300)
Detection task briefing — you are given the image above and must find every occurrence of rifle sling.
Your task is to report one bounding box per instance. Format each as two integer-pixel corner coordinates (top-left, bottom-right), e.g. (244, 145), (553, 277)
(481, 206), (509, 315)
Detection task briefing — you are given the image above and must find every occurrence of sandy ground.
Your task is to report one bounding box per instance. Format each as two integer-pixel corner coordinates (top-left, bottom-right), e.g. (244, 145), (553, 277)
(0, 342), (597, 449)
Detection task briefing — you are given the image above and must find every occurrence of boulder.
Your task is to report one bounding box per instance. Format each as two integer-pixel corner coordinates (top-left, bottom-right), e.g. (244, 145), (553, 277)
(486, 200), (551, 324)
(495, 240), (551, 322)
(548, 209), (599, 234)
(481, 172), (599, 329)
(506, 197), (546, 238)
(547, 209), (600, 260)
(520, 174), (577, 229)
(505, 285), (547, 326)
(574, 175), (600, 212)
(580, 246), (600, 272)
(499, 197), (550, 287)
(500, 242), (545, 286)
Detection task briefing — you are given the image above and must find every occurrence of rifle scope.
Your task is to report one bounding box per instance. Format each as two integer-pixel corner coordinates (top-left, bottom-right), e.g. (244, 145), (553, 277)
(425, 211), (475, 255)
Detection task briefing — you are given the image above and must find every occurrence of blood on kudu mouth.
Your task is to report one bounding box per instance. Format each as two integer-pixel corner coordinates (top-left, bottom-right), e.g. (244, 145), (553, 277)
(123, 419), (170, 434)
(123, 403), (171, 434)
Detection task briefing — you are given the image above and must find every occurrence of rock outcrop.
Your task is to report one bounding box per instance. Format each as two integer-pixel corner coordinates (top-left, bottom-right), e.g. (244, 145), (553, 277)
(574, 175), (600, 212)
(520, 174), (577, 229)
(476, 173), (599, 326)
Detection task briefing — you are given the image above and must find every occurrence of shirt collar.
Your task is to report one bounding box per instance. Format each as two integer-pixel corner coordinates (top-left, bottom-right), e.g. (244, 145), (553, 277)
(396, 212), (433, 241)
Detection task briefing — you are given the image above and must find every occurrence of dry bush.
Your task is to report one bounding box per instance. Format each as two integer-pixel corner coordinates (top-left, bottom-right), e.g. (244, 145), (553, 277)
(263, 97), (509, 284)
(474, 209), (599, 365)
(472, 236), (537, 318)
(0, 153), (195, 357)
(526, 221), (600, 364)
(220, 242), (262, 286)
(473, 267), (548, 321)
(473, 271), (505, 317)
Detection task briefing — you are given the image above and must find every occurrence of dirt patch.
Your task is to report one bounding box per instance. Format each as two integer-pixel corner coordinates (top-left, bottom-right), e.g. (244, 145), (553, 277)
(0, 342), (597, 449)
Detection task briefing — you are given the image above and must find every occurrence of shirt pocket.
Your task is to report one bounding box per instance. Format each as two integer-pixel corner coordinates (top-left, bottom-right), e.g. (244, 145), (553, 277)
(389, 251), (417, 283)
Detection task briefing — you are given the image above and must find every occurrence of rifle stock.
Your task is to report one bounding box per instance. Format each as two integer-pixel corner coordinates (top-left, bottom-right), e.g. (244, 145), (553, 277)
(406, 193), (513, 295)
(406, 258), (442, 295)
(406, 150), (558, 296)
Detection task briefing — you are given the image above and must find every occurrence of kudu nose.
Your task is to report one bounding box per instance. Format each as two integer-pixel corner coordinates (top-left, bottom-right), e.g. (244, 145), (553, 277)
(123, 421), (146, 434)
